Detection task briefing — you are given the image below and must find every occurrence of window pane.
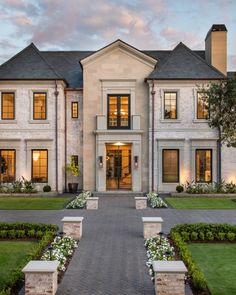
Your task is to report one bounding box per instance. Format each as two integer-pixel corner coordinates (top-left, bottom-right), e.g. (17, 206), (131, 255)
(32, 150), (48, 182)
(196, 149), (212, 182)
(71, 102), (78, 118)
(71, 155), (79, 166)
(33, 93), (46, 119)
(108, 96), (118, 127)
(163, 150), (179, 182)
(0, 150), (15, 182)
(120, 96), (129, 127)
(164, 92), (177, 119)
(197, 92), (208, 119)
(1, 93), (15, 120)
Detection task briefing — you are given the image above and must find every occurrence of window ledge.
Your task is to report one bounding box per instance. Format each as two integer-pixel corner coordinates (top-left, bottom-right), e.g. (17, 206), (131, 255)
(193, 119), (209, 123)
(160, 119), (181, 123)
(28, 120), (50, 124)
(0, 120), (17, 124)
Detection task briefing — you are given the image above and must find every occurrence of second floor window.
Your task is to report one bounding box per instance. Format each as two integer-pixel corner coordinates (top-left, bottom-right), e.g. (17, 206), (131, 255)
(164, 92), (177, 119)
(33, 93), (47, 120)
(108, 95), (130, 129)
(71, 102), (78, 118)
(197, 92), (209, 119)
(1, 92), (15, 120)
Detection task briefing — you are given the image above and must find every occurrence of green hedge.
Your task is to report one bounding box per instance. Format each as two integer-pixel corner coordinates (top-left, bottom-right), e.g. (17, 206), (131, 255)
(170, 223), (236, 292)
(0, 222), (58, 294)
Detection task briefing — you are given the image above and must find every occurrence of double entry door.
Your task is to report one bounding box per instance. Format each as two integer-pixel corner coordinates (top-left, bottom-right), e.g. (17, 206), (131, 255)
(106, 144), (132, 190)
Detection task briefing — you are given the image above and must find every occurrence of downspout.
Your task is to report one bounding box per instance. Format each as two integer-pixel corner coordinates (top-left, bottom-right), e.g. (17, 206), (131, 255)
(64, 89), (67, 192)
(151, 81), (156, 191)
(54, 80), (59, 192)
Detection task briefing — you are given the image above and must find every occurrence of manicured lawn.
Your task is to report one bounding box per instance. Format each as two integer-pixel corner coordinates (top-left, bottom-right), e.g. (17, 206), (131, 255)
(188, 243), (236, 295)
(0, 241), (37, 290)
(0, 197), (72, 210)
(166, 197), (236, 209)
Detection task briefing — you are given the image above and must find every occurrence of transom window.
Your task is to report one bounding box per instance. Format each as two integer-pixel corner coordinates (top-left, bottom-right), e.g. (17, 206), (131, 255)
(162, 149), (179, 183)
(0, 149), (16, 182)
(32, 150), (48, 183)
(196, 149), (212, 182)
(164, 92), (177, 119)
(33, 93), (47, 120)
(1, 92), (15, 120)
(71, 102), (78, 118)
(108, 95), (130, 129)
(197, 92), (209, 119)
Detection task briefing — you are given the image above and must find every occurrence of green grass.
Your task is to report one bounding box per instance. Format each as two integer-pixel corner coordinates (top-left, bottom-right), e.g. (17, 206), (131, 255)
(0, 241), (37, 290)
(0, 197), (72, 210)
(188, 243), (236, 295)
(166, 197), (236, 209)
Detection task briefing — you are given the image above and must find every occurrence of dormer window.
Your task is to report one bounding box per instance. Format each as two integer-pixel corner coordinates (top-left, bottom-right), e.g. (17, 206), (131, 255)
(107, 95), (130, 129)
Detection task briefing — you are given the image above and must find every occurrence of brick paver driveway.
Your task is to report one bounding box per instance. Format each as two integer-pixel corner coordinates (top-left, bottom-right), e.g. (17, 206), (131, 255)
(1, 195), (236, 295)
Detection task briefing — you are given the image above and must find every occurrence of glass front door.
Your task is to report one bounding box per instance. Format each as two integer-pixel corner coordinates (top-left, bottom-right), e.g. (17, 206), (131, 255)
(106, 144), (132, 190)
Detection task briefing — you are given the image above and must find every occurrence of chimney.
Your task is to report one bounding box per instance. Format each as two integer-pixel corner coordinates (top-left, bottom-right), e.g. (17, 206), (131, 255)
(205, 24), (227, 75)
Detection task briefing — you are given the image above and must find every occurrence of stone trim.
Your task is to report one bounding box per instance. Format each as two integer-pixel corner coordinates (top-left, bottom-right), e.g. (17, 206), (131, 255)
(86, 197), (99, 210)
(135, 197), (147, 209)
(142, 217), (163, 239)
(62, 216), (84, 240)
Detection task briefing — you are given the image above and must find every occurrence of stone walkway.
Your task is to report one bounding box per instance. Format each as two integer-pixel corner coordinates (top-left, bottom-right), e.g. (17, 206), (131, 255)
(1, 196), (236, 295)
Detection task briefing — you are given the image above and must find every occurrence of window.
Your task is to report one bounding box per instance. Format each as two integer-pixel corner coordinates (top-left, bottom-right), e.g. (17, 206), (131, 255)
(197, 92), (209, 119)
(71, 102), (78, 118)
(1, 92), (15, 120)
(71, 155), (79, 166)
(32, 150), (48, 182)
(196, 149), (212, 182)
(164, 92), (177, 119)
(162, 149), (179, 183)
(0, 150), (15, 182)
(108, 95), (130, 129)
(33, 93), (46, 120)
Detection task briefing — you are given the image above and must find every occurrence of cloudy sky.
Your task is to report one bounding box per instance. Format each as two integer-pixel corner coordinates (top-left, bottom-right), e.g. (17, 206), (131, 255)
(0, 0), (235, 70)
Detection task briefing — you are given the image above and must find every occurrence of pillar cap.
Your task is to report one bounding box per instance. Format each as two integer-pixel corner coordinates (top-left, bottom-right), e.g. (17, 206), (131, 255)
(135, 197), (147, 200)
(22, 261), (59, 273)
(61, 217), (84, 222)
(142, 217), (163, 223)
(153, 260), (187, 273)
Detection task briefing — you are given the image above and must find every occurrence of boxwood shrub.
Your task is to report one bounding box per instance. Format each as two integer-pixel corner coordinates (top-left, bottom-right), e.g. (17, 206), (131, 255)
(170, 223), (236, 292)
(0, 222), (58, 294)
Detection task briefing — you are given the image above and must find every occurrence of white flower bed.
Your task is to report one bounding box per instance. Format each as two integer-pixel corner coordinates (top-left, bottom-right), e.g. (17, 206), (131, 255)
(146, 192), (168, 208)
(66, 191), (91, 209)
(145, 235), (175, 280)
(41, 236), (78, 271)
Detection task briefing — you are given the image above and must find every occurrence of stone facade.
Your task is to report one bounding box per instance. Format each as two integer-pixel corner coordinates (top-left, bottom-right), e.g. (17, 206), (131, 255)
(86, 197), (99, 209)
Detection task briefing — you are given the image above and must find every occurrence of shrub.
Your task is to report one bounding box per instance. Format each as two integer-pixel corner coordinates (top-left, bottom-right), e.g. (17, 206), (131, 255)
(206, 231), (214, 241)
(0, 230), (7, 238)
(66, 191), (91, 209)
(184, 180), (236, 194)
(225, 182), (236, 193)
(176, 185), (184, 193)
(191, 231), (198, 240)
(217, 232), (225, 240)
(146, 192), (168, 208)
(43, 185), (51, 192)
(226, 232), (235, 241)
(180, 231), (190, 241)
(16, 230), (25, 238)
(199, 232), (205, 240)
(27, 229), (35, 238)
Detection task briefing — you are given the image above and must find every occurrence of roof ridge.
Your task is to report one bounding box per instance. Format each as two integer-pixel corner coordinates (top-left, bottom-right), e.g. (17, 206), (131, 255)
(176, 42), (226, 78)
(31, 43), (62, 79)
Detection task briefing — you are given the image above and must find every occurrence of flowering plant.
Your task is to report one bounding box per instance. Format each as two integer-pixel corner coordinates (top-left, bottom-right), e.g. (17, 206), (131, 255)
(66, 191), (91, 209)
(145, 235), (175, 280)
(41, 236), (78, 271)
(146, 192), (168, 208)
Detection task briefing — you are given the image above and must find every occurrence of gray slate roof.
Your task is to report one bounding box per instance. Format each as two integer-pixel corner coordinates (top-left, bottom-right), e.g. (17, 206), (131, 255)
(0, 42), (226, 88)
(147, 42), (225, 80)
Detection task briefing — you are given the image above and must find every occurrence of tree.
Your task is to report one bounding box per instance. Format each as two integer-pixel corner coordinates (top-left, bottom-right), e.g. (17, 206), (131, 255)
(199, 77), (236, 183)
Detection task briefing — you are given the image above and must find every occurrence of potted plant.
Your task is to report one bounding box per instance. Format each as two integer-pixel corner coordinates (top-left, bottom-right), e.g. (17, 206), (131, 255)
(65, 157), (80, 193)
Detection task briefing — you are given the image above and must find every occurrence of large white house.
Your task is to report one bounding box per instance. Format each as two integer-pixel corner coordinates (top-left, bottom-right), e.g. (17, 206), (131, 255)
(0, 24), (235, 193)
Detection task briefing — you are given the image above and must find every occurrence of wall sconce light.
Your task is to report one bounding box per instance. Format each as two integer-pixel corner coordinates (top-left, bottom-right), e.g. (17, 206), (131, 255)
(99, 156), (103, 168)
(134, 156), (138, 168)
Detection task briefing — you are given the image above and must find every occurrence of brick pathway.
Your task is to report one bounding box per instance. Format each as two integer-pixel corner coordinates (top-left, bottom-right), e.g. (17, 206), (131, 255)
(1, 196), (236, 295)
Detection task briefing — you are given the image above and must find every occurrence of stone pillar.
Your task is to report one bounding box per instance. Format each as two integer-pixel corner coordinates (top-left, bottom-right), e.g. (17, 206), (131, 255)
(153, 260), (187, 295)
(61, 216), (84, 240)
(142, 217), (163, 239)
(22, 260), (59, 295)
(86, 197), (99, 209)
(135, 197), (147, 209)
